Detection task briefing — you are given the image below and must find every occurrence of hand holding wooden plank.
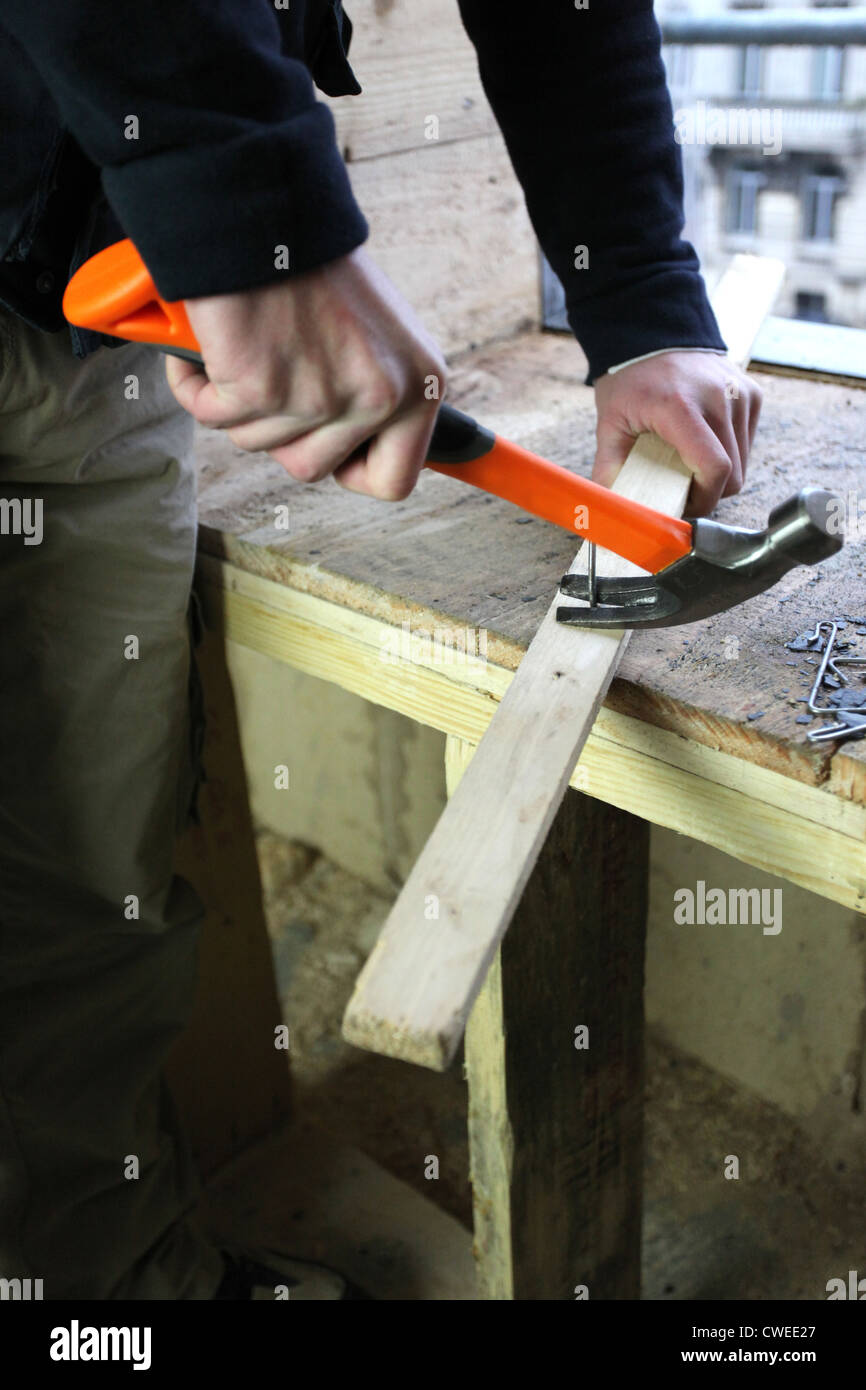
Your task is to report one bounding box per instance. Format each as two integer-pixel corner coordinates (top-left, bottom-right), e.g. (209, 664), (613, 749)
(343, 255), (786, 1071)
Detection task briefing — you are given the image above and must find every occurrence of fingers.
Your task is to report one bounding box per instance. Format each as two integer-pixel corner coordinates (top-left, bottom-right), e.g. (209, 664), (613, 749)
(723, 368), (762, 491)
(660, 406), (738, 516)
(167, 343), (441, 500)
(266, 396), (437, 493)
(598, 390), (740, 515)
(168, 372), (295, 433)
(164, 353), (269, 429)
(224, 376), (439, 495)
(164, 354), (209, 413)
(266, 417), (378, 482)
(728, 392), (751, 495)
(593, 355), (765, 519)
(746, 378), (763, 450)
(335, 401), (440, 500)
(165, 252), (448, 505)
(688, 375), (769, 507)
(705, 412), (742, 504)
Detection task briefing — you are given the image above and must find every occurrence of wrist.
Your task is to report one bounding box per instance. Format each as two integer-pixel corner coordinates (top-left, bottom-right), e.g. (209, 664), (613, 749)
(602, 346), (728, 378)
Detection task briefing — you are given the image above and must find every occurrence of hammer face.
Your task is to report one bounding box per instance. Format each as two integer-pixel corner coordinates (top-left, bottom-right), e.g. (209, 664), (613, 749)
(557, 488), (843, 630)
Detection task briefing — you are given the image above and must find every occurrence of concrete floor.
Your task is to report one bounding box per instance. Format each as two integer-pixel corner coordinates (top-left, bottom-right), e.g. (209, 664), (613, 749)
(255, 829), (866, 1301)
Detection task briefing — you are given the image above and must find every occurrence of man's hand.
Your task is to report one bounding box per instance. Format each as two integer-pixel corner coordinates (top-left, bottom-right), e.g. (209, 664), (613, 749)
(592, 351), (763, 517)
(165, 248), (446, 501)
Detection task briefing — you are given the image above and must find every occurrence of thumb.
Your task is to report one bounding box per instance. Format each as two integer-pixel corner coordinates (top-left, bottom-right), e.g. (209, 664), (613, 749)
(164, 353), (207, 411)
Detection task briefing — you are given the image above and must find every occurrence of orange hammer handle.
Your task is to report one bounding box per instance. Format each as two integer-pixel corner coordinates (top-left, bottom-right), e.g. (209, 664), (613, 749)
(426, 426), (692, 573)
(62, 237), (693, 572)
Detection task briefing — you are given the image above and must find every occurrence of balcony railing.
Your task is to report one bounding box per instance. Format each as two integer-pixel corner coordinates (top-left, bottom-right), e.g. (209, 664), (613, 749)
(660, 9), (866, 47)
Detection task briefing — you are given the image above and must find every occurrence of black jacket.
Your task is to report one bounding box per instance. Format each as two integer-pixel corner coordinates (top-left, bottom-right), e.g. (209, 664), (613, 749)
(0, 0), (725, 380)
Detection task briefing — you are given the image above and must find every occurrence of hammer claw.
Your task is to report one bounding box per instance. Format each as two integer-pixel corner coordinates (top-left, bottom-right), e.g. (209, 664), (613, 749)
(558, 574), (659, 603)
(556, 488), (843, 630)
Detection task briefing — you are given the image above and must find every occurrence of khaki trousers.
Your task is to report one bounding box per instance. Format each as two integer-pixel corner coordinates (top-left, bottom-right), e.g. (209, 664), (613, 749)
(0, 311), (224, 1298)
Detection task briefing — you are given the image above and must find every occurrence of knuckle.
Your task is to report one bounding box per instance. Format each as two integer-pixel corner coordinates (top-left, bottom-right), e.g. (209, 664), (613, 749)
(238, 378), (282, 416)
(632, 377), (660, 407)
(291, 465), (321, 485)
(283, 455), (327, 485)
(699, 448), (730, 483)
(298, 389), (334, 426)
(357, 376), (402, 420)
(647, 382), (688, 415)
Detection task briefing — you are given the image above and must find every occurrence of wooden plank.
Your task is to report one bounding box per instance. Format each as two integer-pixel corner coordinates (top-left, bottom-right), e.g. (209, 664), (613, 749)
(574, 713), (866, 911)
(705, 257), (786, 366)
(200, 1119), (476, 1300)
(323, 0), (497, 162)
(450, 737), (650, 1299)
(342, 254), (787, 1070)
(194, 557), (866, 909)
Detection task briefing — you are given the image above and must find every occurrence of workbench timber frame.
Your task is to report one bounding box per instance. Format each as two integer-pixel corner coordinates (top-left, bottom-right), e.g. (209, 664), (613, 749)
(194, 547), (866, 917)
(196, 551), (866, 922)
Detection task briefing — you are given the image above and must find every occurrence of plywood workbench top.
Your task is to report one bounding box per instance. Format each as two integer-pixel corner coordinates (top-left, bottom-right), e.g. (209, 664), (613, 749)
(195, 330), (866, 802)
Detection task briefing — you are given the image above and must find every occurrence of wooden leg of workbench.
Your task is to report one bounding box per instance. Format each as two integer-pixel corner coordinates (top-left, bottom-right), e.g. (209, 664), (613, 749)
(166, 618), (292, 1178)
(446, 734), (649, 1301)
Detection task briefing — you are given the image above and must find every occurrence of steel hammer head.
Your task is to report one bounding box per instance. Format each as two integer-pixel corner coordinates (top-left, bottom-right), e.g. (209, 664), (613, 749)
(556, 488), (844, 629)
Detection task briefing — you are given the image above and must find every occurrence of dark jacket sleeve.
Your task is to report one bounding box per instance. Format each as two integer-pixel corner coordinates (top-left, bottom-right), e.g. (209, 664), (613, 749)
(0, 0), (368, 300)
(456, 0), (726, 383)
